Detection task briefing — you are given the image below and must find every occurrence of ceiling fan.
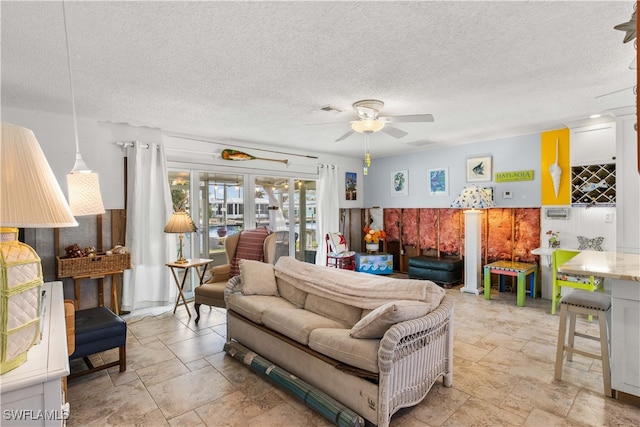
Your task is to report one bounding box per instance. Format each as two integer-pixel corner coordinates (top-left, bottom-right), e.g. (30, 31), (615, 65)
(333, 99), (434, 142)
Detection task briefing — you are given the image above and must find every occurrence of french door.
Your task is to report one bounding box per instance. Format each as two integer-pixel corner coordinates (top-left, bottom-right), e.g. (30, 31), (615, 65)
(168, 171), (317, 264)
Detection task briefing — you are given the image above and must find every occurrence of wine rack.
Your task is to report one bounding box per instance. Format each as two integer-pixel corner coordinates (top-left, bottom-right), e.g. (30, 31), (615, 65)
(571, 163), (616, 207)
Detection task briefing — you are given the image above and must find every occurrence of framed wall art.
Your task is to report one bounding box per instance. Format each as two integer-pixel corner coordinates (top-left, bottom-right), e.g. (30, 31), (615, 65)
(428, 167), (449, 196)
(391, 169), (408, 196)
(345, 172), (357, 200)
(466, 156), (492, 182)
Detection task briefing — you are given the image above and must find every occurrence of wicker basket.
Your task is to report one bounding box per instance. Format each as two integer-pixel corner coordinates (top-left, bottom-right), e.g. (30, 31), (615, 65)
(56, 253), (131, 278)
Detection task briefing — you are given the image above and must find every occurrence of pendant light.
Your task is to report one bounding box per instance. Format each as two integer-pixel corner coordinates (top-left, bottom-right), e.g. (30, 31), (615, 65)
(62, 1), (105, 216)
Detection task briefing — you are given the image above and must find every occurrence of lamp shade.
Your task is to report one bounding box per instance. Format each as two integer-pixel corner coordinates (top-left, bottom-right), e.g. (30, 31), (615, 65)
(450, 185), (495, 209)
(351, 119), (385, 133)
(164, 211), (197, 234)
(67, 172), (105, 216)
(1, 123), (78, 374)
(1, 123), (78, 227)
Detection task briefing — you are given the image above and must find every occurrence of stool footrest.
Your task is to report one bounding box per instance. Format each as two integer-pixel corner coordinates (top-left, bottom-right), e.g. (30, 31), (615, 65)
(563, 346), (603, 361)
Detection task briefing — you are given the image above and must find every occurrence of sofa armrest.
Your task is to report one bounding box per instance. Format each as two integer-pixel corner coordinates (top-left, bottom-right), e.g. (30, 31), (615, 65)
(205, 264), (231, 284)
(224, 275), (243, 305)
(378, 294), (454, 379)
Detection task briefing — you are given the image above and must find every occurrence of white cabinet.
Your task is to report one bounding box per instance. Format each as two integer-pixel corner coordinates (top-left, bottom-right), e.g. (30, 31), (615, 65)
(616, 115), (640, 254)
(1, 282), (69, 426)
(571, 122), (616, 166)
(611, 278), (640, 398)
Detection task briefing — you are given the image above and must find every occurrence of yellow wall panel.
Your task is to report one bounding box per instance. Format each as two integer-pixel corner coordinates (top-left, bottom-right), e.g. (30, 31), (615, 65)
(541, 129), (570, 205)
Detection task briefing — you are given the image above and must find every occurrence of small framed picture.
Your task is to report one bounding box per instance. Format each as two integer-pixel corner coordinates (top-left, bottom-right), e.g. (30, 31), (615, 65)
(345, 172), (357, 200)
(466, 156), (492, 182)
(427, 167), (448, 196)
(391, 170), (408, 196)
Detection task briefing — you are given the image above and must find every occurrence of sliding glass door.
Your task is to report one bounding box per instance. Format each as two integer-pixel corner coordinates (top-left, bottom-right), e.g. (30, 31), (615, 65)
(169, 170), (317, 265)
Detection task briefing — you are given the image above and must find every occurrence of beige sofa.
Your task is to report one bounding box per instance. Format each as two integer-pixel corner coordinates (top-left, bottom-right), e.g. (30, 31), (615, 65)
(224, 256), (454, 427)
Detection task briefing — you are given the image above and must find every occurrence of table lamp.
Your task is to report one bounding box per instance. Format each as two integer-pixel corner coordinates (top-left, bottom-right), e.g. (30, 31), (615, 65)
(164, 211), (197, 264)
(451, 185), (495, 295)
(1, 123), (78, 374)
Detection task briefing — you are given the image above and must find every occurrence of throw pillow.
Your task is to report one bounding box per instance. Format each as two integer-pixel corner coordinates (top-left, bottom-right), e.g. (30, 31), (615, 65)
(577, 236), (604, 251)
(350, 300), (432, 339)
(328, 232), (348, 254)
(229, 227), (271, 277)
(239, 259), (278, 296)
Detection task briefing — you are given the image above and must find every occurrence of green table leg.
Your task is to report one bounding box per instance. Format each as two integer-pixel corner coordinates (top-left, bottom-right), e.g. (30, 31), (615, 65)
(517, 272), (525, 307)
(484, 266), (491, 300)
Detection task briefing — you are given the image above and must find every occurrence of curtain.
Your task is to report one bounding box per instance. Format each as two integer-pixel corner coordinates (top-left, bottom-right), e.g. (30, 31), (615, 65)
(315, 164), (339, 265)
(122, 142), (174, 311)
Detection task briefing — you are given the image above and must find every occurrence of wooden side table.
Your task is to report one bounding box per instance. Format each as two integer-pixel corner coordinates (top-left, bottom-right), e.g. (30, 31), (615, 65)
(483, 260), (538, 307)
(166, 258), (213, 317)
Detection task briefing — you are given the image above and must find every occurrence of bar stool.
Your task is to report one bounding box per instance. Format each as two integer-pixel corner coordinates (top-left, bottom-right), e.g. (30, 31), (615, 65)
(554, 290), (612, 397)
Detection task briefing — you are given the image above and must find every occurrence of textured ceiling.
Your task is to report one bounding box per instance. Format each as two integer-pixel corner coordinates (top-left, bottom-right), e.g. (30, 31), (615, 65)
(1, 1), (636, 159)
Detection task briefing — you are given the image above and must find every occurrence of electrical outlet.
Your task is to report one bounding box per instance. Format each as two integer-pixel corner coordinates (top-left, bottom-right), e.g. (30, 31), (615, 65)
(605, 212), (613, 223)
(503, 191), (513, 199)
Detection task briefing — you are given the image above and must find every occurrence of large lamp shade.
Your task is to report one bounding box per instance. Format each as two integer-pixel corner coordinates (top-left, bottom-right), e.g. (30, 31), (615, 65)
(1, 123), (77, 374)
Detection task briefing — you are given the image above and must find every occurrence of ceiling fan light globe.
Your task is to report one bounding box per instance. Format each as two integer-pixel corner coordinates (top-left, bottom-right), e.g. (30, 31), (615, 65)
(351, 119), (385, 133)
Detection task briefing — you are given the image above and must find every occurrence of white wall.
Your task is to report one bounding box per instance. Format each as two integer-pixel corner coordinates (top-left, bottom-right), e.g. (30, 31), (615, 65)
(363, 133), (541, 207)
(2, 106), (365, 210)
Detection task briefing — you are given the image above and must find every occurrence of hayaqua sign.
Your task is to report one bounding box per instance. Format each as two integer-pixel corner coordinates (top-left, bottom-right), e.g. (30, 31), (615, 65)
(495, 170), (534, 182)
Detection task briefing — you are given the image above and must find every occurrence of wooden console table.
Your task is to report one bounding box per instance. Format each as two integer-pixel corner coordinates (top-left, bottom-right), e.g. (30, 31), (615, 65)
(71, 270), (123, 315)
(1, 282), (70, 426)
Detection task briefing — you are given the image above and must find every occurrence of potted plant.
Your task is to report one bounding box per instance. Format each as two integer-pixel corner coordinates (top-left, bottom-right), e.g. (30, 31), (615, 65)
(364, 227), (386, 253)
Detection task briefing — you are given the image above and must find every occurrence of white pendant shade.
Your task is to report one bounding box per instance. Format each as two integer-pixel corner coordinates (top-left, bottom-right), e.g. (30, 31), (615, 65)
(67, 172), (105, 216)
(0, 123), (78, 228)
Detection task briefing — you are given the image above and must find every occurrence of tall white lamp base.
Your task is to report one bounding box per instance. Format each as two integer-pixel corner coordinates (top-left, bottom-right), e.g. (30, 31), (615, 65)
(460, 285), (481, 295)
(460, 209), (483, 295)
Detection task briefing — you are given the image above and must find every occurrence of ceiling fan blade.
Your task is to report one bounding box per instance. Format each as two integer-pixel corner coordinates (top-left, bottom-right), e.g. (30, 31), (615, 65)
(335, 130), (355, 142)
(380, 125), (408, 139)
(380, 114), (435, 123)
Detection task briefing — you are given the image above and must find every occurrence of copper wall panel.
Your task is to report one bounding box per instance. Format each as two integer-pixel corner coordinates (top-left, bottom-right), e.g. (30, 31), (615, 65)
(383, 208), (401, 242)
(513, 208), (540, 262)
(438, 209), (462, 255)
(419, 209), (438, 250)
(486, 208), (514, 262)
(401, 208), (419, 247)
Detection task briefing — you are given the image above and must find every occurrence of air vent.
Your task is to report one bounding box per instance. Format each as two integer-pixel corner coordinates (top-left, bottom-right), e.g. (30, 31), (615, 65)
(545, 207), (570, 220)
(404, 140), (435, 147)
(312, 105), (342, 114)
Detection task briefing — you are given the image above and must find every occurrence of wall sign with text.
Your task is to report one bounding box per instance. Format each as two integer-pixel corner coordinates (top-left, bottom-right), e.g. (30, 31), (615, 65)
(494, 170), (534, 182)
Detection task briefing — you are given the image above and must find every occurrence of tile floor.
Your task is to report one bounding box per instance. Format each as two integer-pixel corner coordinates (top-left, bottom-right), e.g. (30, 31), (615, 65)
(67, 283), (640, 426)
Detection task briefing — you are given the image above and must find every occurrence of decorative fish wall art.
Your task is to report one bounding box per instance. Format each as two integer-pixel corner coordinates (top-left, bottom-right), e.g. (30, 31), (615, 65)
(221, 149), (289, 165)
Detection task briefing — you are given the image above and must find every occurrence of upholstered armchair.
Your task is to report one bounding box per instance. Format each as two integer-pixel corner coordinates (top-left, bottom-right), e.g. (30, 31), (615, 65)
(194, 228), (276, 323)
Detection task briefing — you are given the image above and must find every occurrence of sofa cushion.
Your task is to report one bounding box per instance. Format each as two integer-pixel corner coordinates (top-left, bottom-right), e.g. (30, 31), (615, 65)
(240, 259), (278, 296)
(229, 227), (271, 277)
(304, 294), (363, 327)
(227, 294), (296, 324)
(350, 300), (433, 339)
(262, 308), (347, 345)
(276, 277), (308, 308)
(309, 328), (380, 374)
